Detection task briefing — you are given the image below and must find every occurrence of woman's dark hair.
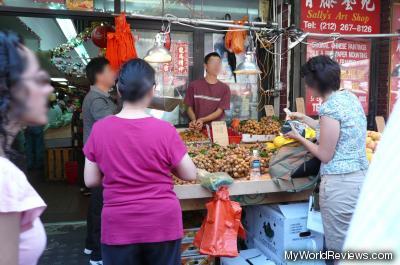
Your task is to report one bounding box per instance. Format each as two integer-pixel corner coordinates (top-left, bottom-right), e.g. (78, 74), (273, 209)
(0, 31), (26, 159)
(117, 58), (155, 102)
(204, 52), (221, 64)
(301, 55), (341, 94)
(85, 57), (110, 86)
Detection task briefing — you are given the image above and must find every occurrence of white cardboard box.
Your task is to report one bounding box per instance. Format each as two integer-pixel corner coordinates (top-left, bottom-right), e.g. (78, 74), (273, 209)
(254, 238), (324, 265)
(243, 206), (258, 236)
(251, 203), (324, 264)
(221, 248), (276, 265)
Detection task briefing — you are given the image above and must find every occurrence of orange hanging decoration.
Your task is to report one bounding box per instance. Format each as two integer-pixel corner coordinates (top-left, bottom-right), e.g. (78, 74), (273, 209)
(225, 16), (248, 54)
(193, 187), (246, 257)
(106, 13), (138, 71)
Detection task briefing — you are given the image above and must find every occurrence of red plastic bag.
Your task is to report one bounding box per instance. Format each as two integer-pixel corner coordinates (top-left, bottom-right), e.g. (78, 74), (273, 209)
(194, 187), (246, 257)
(106, 13), (138, 71)
(225, 16), (248, 54)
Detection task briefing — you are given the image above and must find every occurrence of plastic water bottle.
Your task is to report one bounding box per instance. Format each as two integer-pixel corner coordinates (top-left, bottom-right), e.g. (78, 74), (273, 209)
(250, 149), (261, 180)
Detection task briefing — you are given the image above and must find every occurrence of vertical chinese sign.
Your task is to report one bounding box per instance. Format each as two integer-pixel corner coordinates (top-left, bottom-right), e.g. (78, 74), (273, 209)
(389, 4), (400, 113)
(300, 0), (380, 115)
(173, 42), (189, 76)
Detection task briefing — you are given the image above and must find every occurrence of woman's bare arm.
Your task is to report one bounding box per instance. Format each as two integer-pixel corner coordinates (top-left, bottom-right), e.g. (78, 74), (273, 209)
(173, 153), (197, 181)
(84, 158), (103, 188)
(0, 212), (20, 265)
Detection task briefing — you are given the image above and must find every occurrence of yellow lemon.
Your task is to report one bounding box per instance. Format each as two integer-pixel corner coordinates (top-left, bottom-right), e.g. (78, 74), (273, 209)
(266, 142), (276, 151)
(366, 152), (373, 163)
(366, 148), (373, 154)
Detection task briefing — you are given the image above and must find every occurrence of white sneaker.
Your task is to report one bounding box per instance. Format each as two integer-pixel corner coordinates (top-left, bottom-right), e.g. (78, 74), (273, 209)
(89, 260), (103, 265)
(83, 248), (93, 255)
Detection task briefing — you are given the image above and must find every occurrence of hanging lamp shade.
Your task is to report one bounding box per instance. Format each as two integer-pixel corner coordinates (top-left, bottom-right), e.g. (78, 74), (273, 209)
(234, 51), (261, 75)
(144, 33), (172, 63)
(392, 64), (400, 77)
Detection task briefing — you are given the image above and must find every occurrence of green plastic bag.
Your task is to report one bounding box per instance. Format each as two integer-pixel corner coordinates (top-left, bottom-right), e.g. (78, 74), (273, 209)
(198, 169), (234, 192)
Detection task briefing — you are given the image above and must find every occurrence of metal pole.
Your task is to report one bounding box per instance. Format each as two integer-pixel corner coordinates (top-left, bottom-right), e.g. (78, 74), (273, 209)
(123, 13), (264, 31)
(308, 32), (400, 38)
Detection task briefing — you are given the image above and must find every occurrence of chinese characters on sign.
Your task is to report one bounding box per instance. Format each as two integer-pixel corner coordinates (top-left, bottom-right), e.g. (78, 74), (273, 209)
(301, 0), (380, 34)
(173, 42), (189, 76)
(389, 4), (400, 113)
(305, 38), (371, 114)
(160, 42), (189, 75)
(301, 0), (380, 115)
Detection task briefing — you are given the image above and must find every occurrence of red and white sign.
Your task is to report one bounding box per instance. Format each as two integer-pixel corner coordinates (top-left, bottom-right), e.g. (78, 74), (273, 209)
(173, 42), (189, 76)
(301, 0), (379, 115)
(305, 38), (371, 115)
(389, 4), (400, 113)
(300, 0), (380, 34)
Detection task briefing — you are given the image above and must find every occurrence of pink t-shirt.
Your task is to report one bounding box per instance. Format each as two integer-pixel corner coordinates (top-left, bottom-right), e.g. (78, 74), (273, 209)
(83, 116), (187, 245)
(184, 79), (231, 121)
(0, 157), (47, 265)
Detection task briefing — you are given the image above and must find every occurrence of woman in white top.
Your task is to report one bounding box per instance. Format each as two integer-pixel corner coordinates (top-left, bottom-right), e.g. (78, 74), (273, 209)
(0, 31), (53, 265)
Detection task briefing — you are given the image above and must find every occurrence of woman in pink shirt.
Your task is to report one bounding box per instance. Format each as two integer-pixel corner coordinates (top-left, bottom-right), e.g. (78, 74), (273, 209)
(0, 31), (53, 265)
(83, 58), (197, 265)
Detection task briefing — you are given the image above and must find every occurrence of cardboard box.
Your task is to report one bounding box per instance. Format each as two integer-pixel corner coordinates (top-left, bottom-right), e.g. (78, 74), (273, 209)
(181, 255), (215, 265)
(252, 203), (324, 263)
(254, 239), (324, 265)
(243, 206), (258, 236)
(221, 248), (276, 265)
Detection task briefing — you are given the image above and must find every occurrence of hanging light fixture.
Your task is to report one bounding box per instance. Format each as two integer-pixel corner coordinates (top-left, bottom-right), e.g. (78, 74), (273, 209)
(144, 33), (172, 63)
(234, 51), (262, 75)
(234, 29), (261, 75)
(392, 64), (400, 77)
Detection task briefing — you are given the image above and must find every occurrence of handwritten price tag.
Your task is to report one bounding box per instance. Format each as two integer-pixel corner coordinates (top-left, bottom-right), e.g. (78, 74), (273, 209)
(265, 105), (275, 117)
(211, 121), (229, 146)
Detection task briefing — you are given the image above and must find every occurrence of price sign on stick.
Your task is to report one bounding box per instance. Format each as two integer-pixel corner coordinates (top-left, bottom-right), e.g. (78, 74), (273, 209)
(211, 121), (229, 146)
(265, 105), (275, 117)
(296, 97), (306, 114)
(375, 116), (385, 133)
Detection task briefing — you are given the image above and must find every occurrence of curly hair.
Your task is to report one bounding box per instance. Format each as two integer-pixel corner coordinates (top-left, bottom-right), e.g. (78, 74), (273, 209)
(300, 55), (341, 95)
(0, 31), (26, 159)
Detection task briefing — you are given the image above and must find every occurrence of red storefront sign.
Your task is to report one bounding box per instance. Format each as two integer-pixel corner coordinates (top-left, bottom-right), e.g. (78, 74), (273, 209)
(305, 38), (371, 114)
(301, 0), (379, 115)
(389, 4), (400, 113)
(173, 42), (189, 76)
(300, 0), (380, 34)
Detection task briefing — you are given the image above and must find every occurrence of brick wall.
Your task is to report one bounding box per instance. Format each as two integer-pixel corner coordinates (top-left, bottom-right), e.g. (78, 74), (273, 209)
(377, 0), (391, 118)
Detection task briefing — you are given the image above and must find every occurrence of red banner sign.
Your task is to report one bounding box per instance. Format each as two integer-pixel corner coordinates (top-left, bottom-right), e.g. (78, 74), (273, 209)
(300, 0), (381, 34)
(305, 38), (371, 115)
(389, 4), (400, 113)
(173, 42), (189, 76)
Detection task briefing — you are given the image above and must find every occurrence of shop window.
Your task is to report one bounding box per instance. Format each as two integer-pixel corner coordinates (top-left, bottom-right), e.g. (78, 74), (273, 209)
(134, 29), (193, 125)
(204, 33), (259, 122)
(164, 0), (259, 20)
(1, 0), (114, 13)
(124, 0), (163, 16)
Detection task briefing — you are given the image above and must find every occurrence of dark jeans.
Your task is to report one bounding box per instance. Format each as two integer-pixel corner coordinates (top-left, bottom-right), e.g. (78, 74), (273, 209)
(86, 187), (103, 261)
(102, 239), (181, 265)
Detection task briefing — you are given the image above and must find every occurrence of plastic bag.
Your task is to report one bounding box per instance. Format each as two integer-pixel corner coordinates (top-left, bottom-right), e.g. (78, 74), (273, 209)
(106, 13), (138, 71)
(194, 187), (246, 257)
(198, 169), (233, 192)
(225, 16), (248, 54)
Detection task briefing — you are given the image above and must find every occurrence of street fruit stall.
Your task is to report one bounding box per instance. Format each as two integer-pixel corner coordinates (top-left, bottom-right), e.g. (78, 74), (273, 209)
(173, 120), (313, 211)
